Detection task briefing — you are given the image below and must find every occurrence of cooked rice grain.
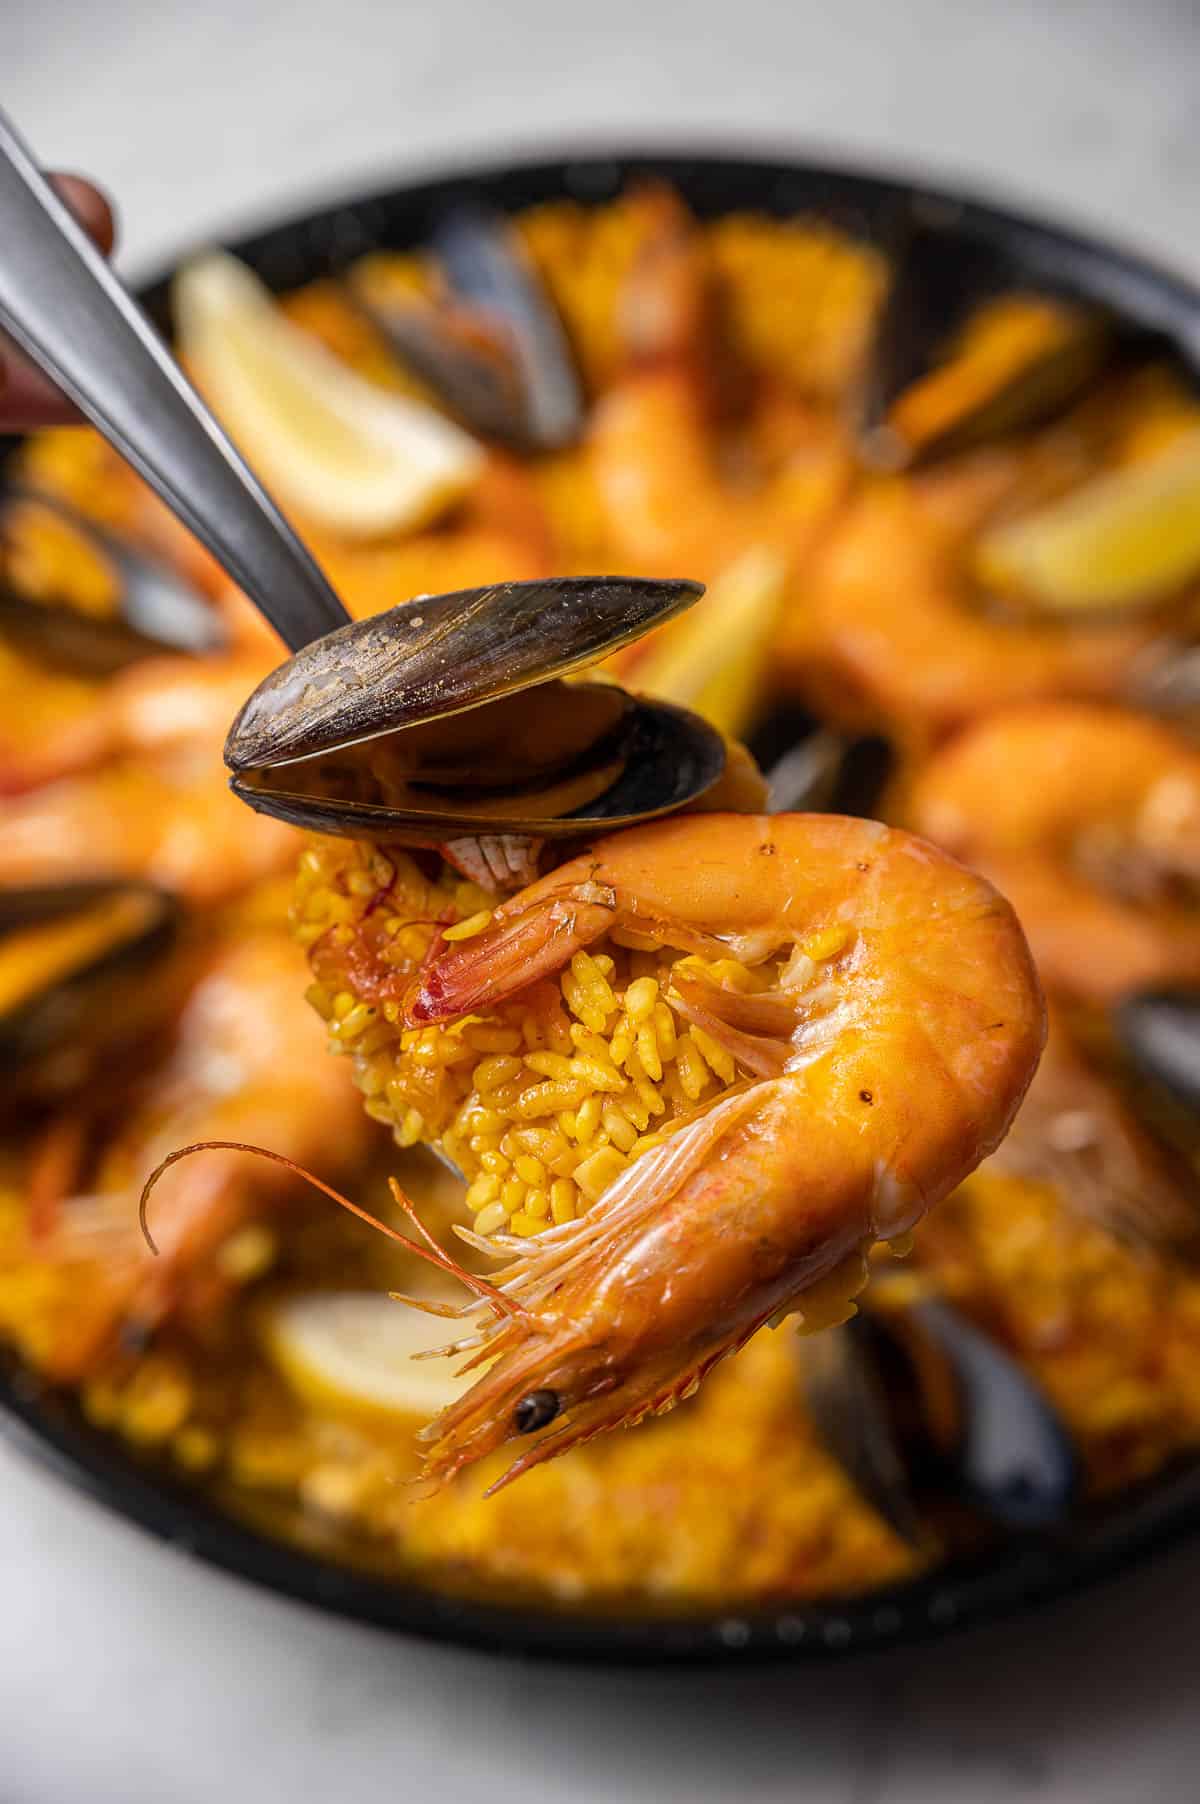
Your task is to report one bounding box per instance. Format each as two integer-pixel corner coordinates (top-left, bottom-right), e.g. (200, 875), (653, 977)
(294, 838), (818, 1240)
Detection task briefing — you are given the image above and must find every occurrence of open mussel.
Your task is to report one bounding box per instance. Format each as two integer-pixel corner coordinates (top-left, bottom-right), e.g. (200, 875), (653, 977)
(801, 1294), (1079, 1549)
(752, 701), (894, 820)
(990, 1013), (1200, 1262)
(0, 487), (224, 675)
(351, 205), (583, 452)
(1117, 988), (1200, 1114)
(859, 207), (1112, 471)
(1129, 639), (1200, 718)
(231, 679), (723, 841)
(0, 880), (181, 1110)
(225, 576), (727, 876)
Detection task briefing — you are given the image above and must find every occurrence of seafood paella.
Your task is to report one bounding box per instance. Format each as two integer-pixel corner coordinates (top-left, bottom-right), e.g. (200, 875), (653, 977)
(3, 174), (1200, 1615)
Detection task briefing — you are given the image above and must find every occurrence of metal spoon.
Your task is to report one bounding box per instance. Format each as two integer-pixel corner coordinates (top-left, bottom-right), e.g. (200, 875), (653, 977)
(0, 106), (349, 653)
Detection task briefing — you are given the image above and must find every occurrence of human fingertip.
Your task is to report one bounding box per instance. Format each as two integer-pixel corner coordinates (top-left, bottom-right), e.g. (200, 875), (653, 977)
(49, 172), (117, 258)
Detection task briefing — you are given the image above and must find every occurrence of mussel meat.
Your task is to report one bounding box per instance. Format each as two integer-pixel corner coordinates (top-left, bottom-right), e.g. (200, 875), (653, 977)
(0, 488), (224, 674)
(859, 207), (1112, 470)
(801, 1294), (1079, 1548)
(231, 681), (724, 841)
(352, 205), (583, 451)
(224, 576), (727, 884)
(0, 880), (181, 1110)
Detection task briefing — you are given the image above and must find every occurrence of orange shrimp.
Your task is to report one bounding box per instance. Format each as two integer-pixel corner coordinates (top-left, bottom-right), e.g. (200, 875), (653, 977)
(586, 191), (852, 587)
(38, 933), (367, 1378)
(780, 479), (1154, 743)
(394, 812), (1044, 1489)
(0, 644), (114, 794)
(0, 751), (299, 903)
(907, 702), (1200, 1002)
(589, 371), (850, 579)
(0, 636), (278, 794)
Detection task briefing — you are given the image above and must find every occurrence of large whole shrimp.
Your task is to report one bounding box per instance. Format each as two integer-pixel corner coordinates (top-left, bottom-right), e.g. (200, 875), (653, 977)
(0, 760), (299, 903)
(388, 812), (1044, 1489)
(587, 191), (852, 585)
(779, 478), (1155, 744)
(0, 654), (298, 903)
(35, 932), (367, 1378)
(907, 702), (1200, 1001)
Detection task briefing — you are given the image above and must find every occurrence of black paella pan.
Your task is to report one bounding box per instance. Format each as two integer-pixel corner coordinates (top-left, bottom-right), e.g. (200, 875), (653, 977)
(2, 147), (1200, 1663)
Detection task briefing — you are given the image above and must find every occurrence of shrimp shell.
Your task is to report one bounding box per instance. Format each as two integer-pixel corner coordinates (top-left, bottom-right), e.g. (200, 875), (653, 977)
(398, 811), (1045, 1490)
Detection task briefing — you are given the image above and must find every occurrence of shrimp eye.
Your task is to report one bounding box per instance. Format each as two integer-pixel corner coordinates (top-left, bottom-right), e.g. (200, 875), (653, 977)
(514, 1389), (560, 1434)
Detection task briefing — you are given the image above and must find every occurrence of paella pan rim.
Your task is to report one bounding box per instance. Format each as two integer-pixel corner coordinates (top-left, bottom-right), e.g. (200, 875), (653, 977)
(4, 144), (1200, 1665)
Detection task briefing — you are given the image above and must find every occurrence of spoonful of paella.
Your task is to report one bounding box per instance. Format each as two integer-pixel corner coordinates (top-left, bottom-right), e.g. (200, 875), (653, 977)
(140, 573), (1045, 1492)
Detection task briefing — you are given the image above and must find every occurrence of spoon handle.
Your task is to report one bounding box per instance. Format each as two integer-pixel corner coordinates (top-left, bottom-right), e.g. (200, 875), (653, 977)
(0, 109), (350, 652)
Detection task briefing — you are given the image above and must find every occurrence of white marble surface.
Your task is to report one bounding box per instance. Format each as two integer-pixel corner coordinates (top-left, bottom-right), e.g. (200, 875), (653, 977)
(7, 3), (1200, 1798)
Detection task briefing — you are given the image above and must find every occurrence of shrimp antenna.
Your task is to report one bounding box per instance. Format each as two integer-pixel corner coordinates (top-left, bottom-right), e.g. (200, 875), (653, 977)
(385, 1176), (530, 1319)
(137, 1141), (531, 1321)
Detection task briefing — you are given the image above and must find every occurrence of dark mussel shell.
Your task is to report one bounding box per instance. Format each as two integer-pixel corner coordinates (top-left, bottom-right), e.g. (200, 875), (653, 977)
(994, 1021), (1200, 1261)
(1117, 988), (1200, 1114)
(0, 488), (224, 675)
(431, 206), (584, 450)
(801, 1297), (1079, 1546)
(801, 1307), (929, 1549)
(231, 685), (726, 840)
(353, 282), (526, 447)
(1128, 640), (1200, 717)
(354, 205), (584, 451)
(0, 880), (180, 1109)
(751, 701), (895, 819)
(858, 205), (1112, 470)
(225, 575), (704, 771)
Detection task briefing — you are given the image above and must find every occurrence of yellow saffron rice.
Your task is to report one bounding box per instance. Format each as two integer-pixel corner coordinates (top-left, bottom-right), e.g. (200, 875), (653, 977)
(293, 837), (845, 1245)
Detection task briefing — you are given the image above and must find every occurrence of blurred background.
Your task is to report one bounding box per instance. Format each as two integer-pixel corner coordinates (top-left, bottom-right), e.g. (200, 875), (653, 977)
(7, 3), (1200, 1801)
(19, 0), (1200, 275)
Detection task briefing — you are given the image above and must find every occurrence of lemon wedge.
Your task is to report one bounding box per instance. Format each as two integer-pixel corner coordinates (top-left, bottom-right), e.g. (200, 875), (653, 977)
(974, 427), (1200, 616)
(616, 547), (788, 737)
(262, 1291), (471, 1424)
(174, 252), (482, 537)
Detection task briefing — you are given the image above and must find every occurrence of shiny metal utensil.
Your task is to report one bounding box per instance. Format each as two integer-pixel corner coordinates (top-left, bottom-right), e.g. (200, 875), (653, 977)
(0, 108), (350, 652)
